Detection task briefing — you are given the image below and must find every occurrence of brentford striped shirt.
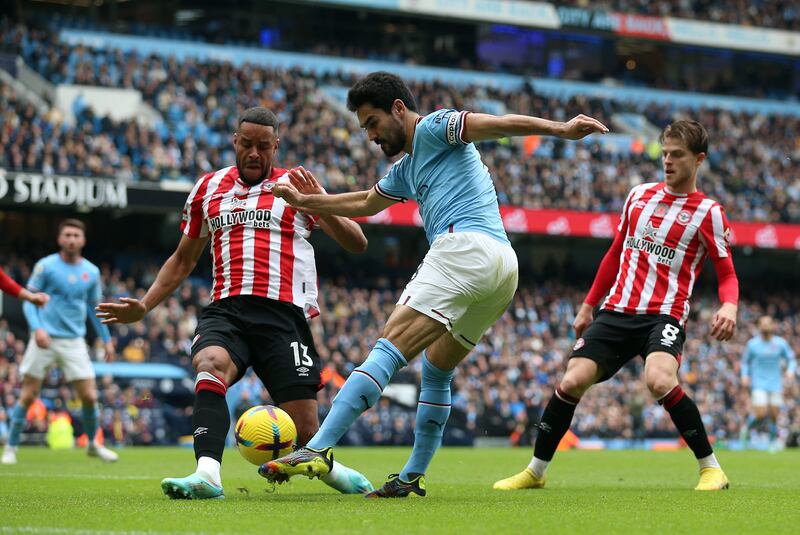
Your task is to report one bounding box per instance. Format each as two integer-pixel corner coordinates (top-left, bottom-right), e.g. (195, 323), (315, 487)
(180, 166), (320, 318)
(603, 182), (732, 325)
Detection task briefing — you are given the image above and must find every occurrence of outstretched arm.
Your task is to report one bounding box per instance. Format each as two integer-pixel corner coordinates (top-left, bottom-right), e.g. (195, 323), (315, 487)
(273, 167), (395, 218)
(96, 234), (208, 324)
(0, 267), (48, 306)
(281, 166), (369, 253)
(463, 113), (609, 143)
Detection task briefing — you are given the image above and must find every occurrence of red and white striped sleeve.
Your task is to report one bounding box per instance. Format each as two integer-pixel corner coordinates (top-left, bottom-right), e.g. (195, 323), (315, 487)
(180, 174), (211, 239)
(699, 203), (732, 259)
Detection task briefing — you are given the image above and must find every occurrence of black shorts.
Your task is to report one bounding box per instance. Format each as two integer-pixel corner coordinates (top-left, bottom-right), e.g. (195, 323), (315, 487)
(191, 295), (321, 404)
(570, 310), (685, 382)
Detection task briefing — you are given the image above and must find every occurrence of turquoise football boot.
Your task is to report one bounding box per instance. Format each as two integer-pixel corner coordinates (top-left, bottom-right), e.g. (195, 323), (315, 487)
(161, 473), (225, 500)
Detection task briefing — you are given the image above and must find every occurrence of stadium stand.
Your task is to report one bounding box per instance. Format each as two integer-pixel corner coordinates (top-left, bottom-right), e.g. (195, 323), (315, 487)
(1, 23), (798, 223)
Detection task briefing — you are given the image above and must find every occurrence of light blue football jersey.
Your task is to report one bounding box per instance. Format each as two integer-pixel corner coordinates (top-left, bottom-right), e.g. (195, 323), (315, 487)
(741, 335), (796, 392)
(23, 253), (111, 342)
(375, 109), (509, 246)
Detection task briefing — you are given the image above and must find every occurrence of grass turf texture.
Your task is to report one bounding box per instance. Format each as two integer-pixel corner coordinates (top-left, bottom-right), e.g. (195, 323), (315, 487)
(1, 447), (799, 534)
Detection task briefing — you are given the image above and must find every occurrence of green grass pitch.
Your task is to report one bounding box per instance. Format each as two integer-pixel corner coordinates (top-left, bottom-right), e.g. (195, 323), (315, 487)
(1, 447), (799, 534)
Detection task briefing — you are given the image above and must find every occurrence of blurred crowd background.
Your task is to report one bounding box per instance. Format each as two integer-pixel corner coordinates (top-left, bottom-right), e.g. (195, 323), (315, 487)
(1, 256), (797, 449)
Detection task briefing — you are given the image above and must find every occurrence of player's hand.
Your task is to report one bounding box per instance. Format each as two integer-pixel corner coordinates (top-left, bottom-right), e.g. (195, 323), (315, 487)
(272, 181), (307, 208)
(34, 328), (51, 349)
(288, 166), (326, 195)
(710, 302), (737, 341)
(741, 376), (751, 389)
(96, 297), (147, 324)
(560, 114), (609, 140)
(20, 289), (49, 307)
(103, 341), (116, 363)
(573, 303), (594, 339)
(786, 370), (796, 383)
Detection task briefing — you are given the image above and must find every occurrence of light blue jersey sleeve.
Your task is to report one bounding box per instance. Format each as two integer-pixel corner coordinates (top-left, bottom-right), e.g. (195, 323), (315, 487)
(86, 268), (111, 343)
(781, 338), (796, 376)
(419, 109), (470, 148)
(22, 258), (48, 331)
(741, 340), (753, 380)
(375, 158), (411, 203)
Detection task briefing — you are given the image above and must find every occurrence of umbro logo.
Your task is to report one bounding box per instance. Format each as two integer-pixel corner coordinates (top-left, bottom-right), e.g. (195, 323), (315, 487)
(296, 366), (309, 377)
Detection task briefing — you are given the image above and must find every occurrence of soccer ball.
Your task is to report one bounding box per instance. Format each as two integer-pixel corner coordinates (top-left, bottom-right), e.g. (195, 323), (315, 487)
(234, 405), (297, 466)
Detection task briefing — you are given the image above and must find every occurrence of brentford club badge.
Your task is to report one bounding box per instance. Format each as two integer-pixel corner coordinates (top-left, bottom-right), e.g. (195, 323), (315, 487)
(677, 210), (692, 225)
(573, 338), (585, 351)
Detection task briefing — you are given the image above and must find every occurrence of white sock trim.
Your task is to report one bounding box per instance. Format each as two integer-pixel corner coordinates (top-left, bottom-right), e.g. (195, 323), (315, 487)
(196, 456), (222, 485)
(527, 457), (549, 479)
(698, 453), (720, 470)
(194, 371), (225, 389)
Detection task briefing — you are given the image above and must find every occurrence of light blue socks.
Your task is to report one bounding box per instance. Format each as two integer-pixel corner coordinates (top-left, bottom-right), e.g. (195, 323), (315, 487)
(82, 404), (99, 441)
(308, 338), (407, 450)
(400, 353), (455, 479)
(8, 403), (27, 447)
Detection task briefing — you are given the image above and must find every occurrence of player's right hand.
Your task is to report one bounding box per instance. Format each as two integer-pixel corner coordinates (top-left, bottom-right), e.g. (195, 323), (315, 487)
(96, 297), (147, 324)
(34, 328), (52, 349)
(573, 303), (594, 338)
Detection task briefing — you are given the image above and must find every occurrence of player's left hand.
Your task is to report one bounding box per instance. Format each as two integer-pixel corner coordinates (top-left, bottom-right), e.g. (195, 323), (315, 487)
(560, 114), (609, 140)
(104, 341), (116, 363)
(288, 166), (326, 195)
(96, 297), (147, 324)
(272, 181), (306, 208)
(710, 302), (737, 341)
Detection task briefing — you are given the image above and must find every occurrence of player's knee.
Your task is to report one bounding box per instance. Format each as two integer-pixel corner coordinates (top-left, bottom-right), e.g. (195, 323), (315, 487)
(192, 348), (231, 378)
(645, 374), (676, 398)
(79, 392), (98, 405)
(559, 376), (591, 398)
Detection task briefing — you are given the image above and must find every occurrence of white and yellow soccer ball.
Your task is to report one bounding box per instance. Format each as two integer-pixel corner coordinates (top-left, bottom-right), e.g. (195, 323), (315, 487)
(234, 405), (297, 466)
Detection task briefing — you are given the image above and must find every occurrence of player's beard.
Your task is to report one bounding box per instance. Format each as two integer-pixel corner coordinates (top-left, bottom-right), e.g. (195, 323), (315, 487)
(377, 123), (406, 157)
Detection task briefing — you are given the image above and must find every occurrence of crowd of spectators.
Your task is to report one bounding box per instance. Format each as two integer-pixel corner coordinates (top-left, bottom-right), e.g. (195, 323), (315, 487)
(1, 23), (799, 223)
(1, 256), (798, 449)
(556, 0), (799, 32)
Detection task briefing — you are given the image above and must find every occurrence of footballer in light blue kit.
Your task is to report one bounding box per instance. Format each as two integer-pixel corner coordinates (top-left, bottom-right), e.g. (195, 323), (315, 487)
(740, 315), (796, 448)
(2, 219), (118, 465)
(263, 71), (608, 496)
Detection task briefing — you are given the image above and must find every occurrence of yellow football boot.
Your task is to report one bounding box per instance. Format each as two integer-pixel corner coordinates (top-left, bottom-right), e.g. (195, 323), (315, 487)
(694, 467), (730, 491)
(493, 468), (546, 490)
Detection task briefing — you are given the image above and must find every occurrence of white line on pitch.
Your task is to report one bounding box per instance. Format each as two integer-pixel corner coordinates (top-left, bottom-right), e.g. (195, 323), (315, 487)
(1, 528), (221, 535)
(0, 472), (154, 480)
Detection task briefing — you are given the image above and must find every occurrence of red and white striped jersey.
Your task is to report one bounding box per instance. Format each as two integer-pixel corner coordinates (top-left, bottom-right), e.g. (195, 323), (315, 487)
(603, 182), (732, 325)
(180, 166), (320, 318)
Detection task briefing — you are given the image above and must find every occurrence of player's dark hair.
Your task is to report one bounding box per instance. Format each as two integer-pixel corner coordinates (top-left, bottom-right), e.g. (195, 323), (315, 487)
(238, 107), (279, 134)
(660, 120), (708, 155)
(58, 218), (86, 234)
(346, 71), (418, 113)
